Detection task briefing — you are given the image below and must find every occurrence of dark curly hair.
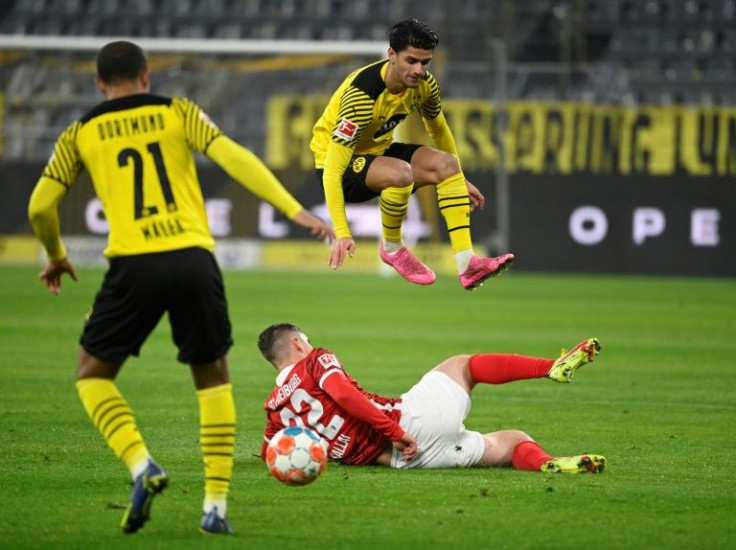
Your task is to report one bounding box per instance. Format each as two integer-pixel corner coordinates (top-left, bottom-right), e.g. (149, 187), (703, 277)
(387, 19), (439, 52)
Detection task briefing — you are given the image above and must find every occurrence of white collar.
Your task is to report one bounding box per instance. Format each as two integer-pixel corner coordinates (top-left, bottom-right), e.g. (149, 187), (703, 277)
(275, 364), (296, 386)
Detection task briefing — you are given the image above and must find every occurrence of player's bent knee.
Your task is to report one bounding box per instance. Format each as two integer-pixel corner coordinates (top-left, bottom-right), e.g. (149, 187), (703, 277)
(433, 355), (471, 373)
(387, 162), (413, 188)
(480, 430), (533, 467)
(436, 153), (461, 181)
(432, 355), (473, 391)
(191, 357), (230, 389)
(508, 430), (534, 444)
(76, 347), (121, 380)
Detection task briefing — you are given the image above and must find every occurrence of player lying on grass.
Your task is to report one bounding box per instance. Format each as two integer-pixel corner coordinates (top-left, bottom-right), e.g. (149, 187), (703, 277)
(258, 324), (606, 473)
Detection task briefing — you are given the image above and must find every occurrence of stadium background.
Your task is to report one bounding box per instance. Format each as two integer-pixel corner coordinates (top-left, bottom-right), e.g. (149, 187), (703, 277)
(0, 0), (734, 276)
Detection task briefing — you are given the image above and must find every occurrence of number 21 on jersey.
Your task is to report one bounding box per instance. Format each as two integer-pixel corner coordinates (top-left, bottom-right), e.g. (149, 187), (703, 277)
(118, 141), (177, 219)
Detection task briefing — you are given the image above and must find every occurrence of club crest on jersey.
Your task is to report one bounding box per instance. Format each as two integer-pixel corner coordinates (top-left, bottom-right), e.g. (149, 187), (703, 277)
(352, 157), (366, 173)
(317, 353), (340, 370)
(335, 118), (358, 141)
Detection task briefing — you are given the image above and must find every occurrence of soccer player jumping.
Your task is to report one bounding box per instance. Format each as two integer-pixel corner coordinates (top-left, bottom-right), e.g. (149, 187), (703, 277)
(311, 19), (515, 289)
(258, 324), (606, 473)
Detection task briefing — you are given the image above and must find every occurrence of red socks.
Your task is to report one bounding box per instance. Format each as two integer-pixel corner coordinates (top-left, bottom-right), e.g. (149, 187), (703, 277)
(468, 353), (554, 385)
(511, 441), (552, 471)
(468, 355), (555, 471)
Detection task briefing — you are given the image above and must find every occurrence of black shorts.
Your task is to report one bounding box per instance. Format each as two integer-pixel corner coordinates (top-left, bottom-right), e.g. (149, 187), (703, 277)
(80, 247), (233, 365)
(317, 142), (423, 203)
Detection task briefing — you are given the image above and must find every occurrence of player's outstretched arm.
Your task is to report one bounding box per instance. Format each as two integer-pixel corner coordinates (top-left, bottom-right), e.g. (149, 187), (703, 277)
(207, 136), (324, 230)
(291, 210), (335, 243)
(322, 142), (356, 269)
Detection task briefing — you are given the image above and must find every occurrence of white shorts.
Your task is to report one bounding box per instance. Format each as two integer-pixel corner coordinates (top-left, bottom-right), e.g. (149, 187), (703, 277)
(390, 371), (485, 469)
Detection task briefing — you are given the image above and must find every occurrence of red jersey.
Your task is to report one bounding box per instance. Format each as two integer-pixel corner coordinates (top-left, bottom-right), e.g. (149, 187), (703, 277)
(262, 348), (403, 465)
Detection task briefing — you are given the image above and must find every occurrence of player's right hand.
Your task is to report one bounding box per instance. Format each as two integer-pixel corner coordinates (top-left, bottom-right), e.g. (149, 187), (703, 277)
(39, 257), (78, 295)
(328, 237), (355, 269)
(393, 432), (418, 462)
(292, 210), (335, 243)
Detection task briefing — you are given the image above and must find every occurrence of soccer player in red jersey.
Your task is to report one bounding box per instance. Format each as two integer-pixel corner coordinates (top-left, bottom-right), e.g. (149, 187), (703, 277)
(258, 324), (606, 473)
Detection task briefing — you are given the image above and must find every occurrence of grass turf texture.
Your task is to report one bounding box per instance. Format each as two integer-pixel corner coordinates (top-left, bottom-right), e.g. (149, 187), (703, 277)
(1, 265), (734, 549)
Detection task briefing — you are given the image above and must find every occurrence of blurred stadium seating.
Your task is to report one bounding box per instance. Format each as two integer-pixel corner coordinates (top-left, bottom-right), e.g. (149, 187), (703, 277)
(1, 0), (735, 160)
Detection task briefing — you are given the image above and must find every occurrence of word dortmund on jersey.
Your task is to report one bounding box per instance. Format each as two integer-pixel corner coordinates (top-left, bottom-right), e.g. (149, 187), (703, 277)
(42, 94), (221, 257)
(310, 59), (442, 166)
(263, 348), (402, 465)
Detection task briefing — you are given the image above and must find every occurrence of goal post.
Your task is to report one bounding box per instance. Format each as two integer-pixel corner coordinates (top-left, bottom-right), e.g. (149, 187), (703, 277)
(0, 34), (387, 56)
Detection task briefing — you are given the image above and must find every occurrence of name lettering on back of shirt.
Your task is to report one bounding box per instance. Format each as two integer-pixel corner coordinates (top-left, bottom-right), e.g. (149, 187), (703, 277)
(96, 113), (166, 141)
(268, 372), (302, 410)
(330, 433), (351, 460)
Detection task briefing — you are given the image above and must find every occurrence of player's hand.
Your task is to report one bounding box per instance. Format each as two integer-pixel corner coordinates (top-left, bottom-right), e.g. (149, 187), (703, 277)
(466, 180), (485, 212)
(393, 432), (418, 462)
(39, 257), (78, 295)
(328, 237), (355, 269)
(292, 210), (335, 243)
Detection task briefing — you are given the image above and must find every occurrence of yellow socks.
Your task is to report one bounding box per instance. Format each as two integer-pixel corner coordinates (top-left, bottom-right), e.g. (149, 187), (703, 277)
(380, 185), (413, 250)
(76, 378), (150, 477)
(197, 383), (236, 515)
(437, 172), (473, 254)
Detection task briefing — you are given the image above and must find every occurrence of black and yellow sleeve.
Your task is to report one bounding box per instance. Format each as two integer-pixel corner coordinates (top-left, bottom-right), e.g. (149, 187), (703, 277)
(420, 72), (460, 159)
(171, 96), (224, 154)
(173, 96), (303, 218)
(322, 86), (375, 238)
(28, 122), (83, 261)
(330, 86), (374, 147)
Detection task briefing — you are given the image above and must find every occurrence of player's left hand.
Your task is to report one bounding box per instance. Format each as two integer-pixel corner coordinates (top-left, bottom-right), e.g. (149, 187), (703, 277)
(39, 257), (78, 295)
(292, 210), (335, 243)
(393, 432), (418, 462)
(466, 180), (485, 212)
(328, 237), (355, 269)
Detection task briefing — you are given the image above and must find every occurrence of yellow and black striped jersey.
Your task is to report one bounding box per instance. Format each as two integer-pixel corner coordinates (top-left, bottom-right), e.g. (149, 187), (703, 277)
(310, 59), (443, 166)
(309, 60), (459, 239)
(39, 94), (221, 256)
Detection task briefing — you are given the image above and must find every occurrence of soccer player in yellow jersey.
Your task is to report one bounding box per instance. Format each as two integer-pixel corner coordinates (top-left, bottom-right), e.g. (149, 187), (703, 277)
(27, 41), (334, 536)
(311, 19), (514, 290)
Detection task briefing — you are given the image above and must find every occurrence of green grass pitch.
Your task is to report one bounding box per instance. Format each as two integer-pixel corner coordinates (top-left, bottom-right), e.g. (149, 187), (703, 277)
(1, 265), (735, 549)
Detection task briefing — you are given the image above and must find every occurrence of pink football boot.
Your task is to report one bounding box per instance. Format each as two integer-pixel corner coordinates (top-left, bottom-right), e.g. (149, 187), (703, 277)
(379, 243), (436, 285)
(459, 253), (515, 290)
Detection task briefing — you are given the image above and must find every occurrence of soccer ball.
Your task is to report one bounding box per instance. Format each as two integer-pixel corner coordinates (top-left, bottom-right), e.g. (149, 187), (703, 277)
(266, 426), (328, 485)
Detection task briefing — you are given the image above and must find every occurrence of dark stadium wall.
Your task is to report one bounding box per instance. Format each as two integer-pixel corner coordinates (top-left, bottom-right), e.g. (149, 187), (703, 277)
(503, 175), (736, 276)
(2, 166), (734, 276)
